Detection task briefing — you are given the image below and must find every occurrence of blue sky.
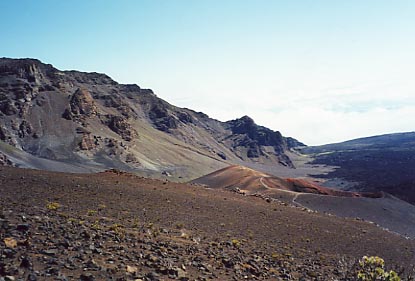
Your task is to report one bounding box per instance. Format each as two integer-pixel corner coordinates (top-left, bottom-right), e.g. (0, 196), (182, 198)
(1, 0), (415, 145)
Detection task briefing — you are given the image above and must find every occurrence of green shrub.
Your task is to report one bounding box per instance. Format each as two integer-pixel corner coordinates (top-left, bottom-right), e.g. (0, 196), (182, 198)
(356, 256), (400, 281)
(87, 209), (97, 216)
(231, 239), (241, 247)
(46, 201), (61, 210)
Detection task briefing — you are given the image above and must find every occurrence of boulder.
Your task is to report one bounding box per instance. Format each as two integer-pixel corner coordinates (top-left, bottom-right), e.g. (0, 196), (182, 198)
(106, 115), (137, 141)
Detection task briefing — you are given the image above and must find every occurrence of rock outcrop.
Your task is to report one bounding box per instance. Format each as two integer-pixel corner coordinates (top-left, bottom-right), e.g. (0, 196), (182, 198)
(225, 116), (293, 166)
(0, 152), (13, 166)
(148, 103), (178, 132)
(78, 132), (98, 151)
(0, 58), (303, 179)
(63, 88), (97, 121)
(106, 115), (137, 141)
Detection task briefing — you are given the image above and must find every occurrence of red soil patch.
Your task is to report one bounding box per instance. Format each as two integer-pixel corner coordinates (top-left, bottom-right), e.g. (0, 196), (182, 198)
(193, 165), (383, 198)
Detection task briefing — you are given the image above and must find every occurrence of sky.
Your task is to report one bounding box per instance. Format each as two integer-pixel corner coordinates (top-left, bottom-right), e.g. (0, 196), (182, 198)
(1, 0), (415, 145)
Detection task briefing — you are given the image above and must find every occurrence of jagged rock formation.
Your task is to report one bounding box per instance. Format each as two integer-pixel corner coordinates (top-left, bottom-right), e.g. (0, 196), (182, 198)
(105, 115), (137, 141)
(225, 116), (293, 166)
(0, 152), (13, 166)
(0, 58), (303, 180)
(62, 88), (97, 122)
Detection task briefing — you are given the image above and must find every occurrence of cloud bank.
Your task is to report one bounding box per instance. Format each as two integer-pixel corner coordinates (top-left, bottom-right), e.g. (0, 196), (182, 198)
(163, 76), (415, 146)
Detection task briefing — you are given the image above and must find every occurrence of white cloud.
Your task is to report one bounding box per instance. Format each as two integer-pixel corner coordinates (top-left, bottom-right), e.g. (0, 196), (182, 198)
(169, 79), (415, 146)
(127, 39), (415, 146)
(246, 106), (415, 145)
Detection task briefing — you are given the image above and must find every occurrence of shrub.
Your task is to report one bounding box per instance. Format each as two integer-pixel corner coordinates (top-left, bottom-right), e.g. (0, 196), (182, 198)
(46, 202), (61, 210)
(356, 256), (400, 281)
(87, 209), (97, 216)
(231, 239), (241, 247)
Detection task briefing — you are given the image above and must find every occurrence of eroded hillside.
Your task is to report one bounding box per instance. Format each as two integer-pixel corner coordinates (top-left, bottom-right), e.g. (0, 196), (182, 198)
(0, 58), (302, 180)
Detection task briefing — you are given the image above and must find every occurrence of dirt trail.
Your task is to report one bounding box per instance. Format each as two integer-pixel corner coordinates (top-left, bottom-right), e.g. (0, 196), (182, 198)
(259, 176), (307, 209)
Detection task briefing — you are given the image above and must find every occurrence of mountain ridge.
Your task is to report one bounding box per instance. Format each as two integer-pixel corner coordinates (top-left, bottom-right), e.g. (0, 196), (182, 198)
(0, 58), (302, 180)
(300, 132), (415, 204)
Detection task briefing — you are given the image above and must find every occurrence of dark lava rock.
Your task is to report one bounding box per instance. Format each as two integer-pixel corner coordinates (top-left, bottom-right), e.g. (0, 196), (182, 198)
(145, 272), (160, 281)
(148, 104), (178, 132)
(18, 121), (32, 138)
(16, 223), (30, 232)
(27, 273), (37, 281)
(0, 153), (13, 167)
(0, 99), (17, 116)
(227, 116), (286, 150)
(0, 218), (8, 229)
(19, 256), (32, 268)
(0, 127), (7, 141)
(216, 151), (227, 160)
(79, 273), (95, 281)
(225, 115), (294, 166)
(178, 112), (193, 124)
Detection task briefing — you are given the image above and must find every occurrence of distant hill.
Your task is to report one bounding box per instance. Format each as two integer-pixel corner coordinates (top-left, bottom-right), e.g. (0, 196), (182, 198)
(0, 58), (302, 180)
(303, 132), (415, 153)
(192, 165), (381, 198)
(192, 165), (415, 238)
(301, 132), (415, 204)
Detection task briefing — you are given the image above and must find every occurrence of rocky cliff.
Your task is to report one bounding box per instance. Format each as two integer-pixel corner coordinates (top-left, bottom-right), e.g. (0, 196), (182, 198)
(0, 58), (303, 180)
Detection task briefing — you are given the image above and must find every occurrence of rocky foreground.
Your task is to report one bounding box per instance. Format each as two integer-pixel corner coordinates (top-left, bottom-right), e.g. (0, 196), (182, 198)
(1, 167), (414, 280)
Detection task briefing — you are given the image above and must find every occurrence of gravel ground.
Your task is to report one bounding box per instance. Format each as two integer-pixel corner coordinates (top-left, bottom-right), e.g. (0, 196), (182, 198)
(1, 167), (414, 280)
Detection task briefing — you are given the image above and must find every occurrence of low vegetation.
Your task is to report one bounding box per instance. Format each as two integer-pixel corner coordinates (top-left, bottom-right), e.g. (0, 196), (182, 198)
(340, 256), (415, 280)
(356, 256), (400, 281)
(46, 201), (61, 210)
(1, 166), (414, 280)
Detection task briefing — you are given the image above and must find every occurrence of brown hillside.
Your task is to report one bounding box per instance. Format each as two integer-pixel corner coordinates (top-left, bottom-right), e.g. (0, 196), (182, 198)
(192, 165), (382, 198)
(0, 58), (303, 181)
(0, 166), (414, 280)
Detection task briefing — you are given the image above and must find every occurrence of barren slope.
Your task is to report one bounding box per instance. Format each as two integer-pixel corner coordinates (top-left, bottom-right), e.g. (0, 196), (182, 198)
(300, 132), (415, 204)
(0, 166), (414, 280)
(0, 58), (302, 180)
(192, 165), (415, 238)
(192, 165), (380, 197)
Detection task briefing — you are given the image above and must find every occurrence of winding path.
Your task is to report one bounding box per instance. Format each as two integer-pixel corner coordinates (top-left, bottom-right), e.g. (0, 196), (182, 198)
(291, 192), (307, 209)
(259, 177), (413, 242)
(259, 177), (307, 209)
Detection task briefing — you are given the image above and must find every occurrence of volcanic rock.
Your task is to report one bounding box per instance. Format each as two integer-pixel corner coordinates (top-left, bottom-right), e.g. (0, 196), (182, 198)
(106, 115), (137, 141)
(79, 133), (98, 151)
(0, 58), (303, 180)
(64, 88), (97, 120)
